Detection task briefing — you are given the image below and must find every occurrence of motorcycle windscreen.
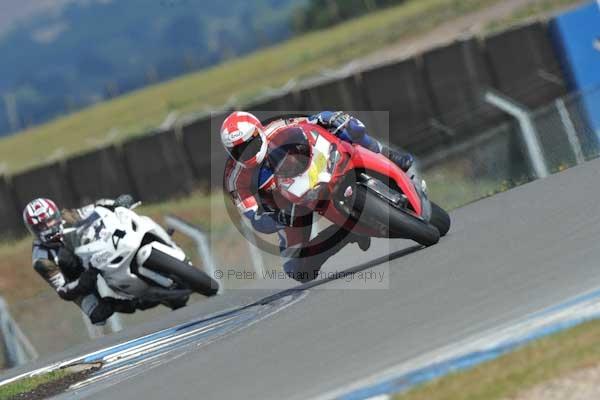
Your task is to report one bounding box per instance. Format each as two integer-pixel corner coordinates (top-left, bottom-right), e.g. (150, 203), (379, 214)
(267, 126), (312, 179)
(75, 212), (104, 244)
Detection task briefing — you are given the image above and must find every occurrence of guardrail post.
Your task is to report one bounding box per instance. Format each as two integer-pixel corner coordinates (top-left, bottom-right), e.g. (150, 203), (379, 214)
(165, 215), (222, 292)
(107, 314), (123, 333)
(81, 313), (122, 340)
(555, 98), (585, 165)
(0, 297), (38, 368)
(239, 220), (266, 279)
(485, 90), (549, 178)
(81, 312), (104, 339)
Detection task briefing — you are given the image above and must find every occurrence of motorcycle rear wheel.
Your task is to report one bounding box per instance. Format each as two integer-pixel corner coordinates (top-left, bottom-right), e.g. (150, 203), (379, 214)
(353, 185), (440, 246)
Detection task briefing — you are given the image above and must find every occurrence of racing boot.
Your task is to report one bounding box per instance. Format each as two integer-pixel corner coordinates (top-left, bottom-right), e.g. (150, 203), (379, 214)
(162, 295), (190, 310)
(79, 294), (114, 325)
(380, 145), (414, 172)
(348, 232), (371, 252)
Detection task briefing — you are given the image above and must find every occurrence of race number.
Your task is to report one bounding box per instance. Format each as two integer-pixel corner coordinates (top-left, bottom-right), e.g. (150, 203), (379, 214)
(112, 229), (126, 250)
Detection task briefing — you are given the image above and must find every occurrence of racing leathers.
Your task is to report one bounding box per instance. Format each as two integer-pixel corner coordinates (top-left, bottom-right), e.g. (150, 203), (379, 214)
(224, 112), (413, 282)
(32, 195), (136, 325)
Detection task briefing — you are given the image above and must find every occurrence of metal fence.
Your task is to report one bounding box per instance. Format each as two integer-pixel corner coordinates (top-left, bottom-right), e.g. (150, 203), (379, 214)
(421, 85), (600, 209)
(0, 297), (38, 368)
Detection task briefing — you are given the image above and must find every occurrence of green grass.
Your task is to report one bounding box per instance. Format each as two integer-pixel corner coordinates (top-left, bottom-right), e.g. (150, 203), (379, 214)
(0, 0), (511, 175)
(0, 369), (71, 400)
(394, 319), (600, 400)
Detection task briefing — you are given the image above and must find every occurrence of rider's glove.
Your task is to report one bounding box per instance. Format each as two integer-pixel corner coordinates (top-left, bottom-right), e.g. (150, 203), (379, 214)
(275, 205), (314, 229)
(313, 112), (351, 133)
(56, 268), (98, 301)
(276, 204), (304, 227)
(96, 194), (135, 210)
(57, 247), (83, 280)
(326, 112), (351, 133)
(276, 208), (294, 227)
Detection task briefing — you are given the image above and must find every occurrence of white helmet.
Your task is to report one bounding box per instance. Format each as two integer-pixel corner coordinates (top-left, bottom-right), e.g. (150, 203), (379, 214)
(220, 111), (268, 168)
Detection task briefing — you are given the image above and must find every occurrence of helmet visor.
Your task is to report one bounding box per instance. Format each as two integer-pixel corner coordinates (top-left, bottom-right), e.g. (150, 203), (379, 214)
(268, 127), (312, 179)
(36, 217), (63, 243)
(229, 130), (264, 163)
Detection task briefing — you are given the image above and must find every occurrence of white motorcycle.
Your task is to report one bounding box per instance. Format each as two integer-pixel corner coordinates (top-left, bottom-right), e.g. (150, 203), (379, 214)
(63, 205), (218, 306)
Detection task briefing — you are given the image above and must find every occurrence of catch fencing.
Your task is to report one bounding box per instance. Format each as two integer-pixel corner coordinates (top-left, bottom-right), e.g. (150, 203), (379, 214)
(420, 85), (600, 210)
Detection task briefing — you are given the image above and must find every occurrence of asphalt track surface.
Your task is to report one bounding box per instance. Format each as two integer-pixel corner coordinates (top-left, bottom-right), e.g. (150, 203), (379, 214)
(8, 158), (600, 399)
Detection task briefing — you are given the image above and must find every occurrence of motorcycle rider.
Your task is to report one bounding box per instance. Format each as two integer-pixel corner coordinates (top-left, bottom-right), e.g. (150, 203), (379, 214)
(23, 195), (138, 325)
(221, 111), (414, 282)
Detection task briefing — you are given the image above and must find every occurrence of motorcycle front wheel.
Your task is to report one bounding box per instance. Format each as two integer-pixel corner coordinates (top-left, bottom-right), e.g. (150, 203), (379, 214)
(430, 202), (451, 237)
(352, 185), (440, 246)
(144, 250), (219, 297)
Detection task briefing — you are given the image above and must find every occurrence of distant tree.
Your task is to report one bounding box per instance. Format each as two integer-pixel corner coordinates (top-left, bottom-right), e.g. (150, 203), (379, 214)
(0, 0), (299, 136)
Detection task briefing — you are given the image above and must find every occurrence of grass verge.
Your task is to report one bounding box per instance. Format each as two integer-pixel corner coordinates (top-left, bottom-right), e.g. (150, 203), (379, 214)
(394, 319), (600, 400)
(0, 370), (70, 400)
(0, 364), (99, 400)
(0, 0), (584, 175)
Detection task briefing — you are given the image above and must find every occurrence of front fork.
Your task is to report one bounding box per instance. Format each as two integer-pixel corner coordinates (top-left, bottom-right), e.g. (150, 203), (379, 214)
(334, 172), (433, 222)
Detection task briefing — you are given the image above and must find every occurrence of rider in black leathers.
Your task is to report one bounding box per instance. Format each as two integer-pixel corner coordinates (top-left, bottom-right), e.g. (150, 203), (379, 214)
(26, 195), (141, 325)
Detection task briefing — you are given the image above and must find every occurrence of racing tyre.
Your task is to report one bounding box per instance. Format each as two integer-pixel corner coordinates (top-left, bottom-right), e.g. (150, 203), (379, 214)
(353, 185), (440, 246)
(144, 250), (219, 296)
(430, 202), (450, 237)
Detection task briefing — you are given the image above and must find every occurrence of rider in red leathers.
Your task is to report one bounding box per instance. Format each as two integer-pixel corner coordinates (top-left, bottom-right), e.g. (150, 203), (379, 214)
(221, 111), (414, 282)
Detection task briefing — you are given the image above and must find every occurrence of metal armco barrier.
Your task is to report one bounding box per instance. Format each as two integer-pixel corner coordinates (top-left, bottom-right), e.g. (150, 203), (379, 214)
(164, 216), (222, 293)
(0, 297), (38, 368)
(80, 312), (123, 340)
(485, 90), (549, 178)
(555, 98), (585, 165)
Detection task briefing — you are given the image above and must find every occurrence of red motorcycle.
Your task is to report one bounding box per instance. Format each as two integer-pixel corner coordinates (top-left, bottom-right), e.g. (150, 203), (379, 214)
(265, 117), (450, 246)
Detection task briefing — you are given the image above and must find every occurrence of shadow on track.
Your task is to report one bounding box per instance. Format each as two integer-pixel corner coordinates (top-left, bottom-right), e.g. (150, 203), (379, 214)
(256, 245), (424, 305)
